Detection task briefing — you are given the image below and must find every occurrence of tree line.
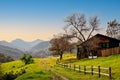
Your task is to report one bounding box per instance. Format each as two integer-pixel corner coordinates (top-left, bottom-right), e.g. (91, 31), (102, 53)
(0, 53), (13, 63)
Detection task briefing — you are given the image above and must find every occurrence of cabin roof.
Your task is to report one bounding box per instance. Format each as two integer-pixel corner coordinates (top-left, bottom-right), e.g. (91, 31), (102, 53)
(77, 34), (120, 46)
(95, 34), (120, 41)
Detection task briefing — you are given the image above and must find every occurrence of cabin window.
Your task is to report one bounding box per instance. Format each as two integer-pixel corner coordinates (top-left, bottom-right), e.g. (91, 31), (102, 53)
(106, 43), (109, 48)
(99, 43), (109, 48)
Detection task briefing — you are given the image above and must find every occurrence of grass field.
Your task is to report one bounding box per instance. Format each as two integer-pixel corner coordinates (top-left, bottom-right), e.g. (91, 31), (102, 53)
(53, 54), (120, 80)
(1, 58), (62, 80)
(1, 53), (120, 80)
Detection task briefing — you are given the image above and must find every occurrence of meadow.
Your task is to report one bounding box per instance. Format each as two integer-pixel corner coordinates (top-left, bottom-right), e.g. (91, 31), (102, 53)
(1, 53), (120, 80)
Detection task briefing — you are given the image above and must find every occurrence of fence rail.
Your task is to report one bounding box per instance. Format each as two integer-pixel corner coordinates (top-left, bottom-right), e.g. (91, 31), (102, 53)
(58, 63), (111, 79)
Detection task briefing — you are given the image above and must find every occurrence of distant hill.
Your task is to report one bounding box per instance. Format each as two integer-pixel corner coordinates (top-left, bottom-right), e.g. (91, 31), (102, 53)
(31, 49), (50, 58)
(11, 39), (30, 51)
(29, 39), (43, 47)
(0, 41), (16, 49)
(0, 52), (13, 63)
(0, 39), (51, 58)
(29, 41), (50, 53)
(0, 39), (43, 52)
(29, 41), (51, 57)
(0, 45), (24, 59)
(11, 39), (43, 51)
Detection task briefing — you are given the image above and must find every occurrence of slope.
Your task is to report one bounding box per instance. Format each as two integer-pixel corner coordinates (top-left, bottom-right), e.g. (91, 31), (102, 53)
(0, 45), (24, 59)
(1, 53), (120, 80)
(1, 58), (62, 80)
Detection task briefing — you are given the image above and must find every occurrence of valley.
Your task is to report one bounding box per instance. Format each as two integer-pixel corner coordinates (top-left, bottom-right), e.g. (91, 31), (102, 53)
(0, 39), (51, 59)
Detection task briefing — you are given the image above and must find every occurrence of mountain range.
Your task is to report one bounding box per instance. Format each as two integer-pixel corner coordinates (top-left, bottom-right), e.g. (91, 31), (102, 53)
(0, 39), (51, 59)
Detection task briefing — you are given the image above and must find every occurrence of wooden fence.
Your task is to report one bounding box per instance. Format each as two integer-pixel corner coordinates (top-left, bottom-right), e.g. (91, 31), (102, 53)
(101, 47), (120, 57)
(58, 63), (112, 79)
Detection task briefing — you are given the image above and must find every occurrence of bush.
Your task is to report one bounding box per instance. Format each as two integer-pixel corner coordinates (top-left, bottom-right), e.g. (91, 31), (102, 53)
(2, 69), (26, 80)
(20, 54), (34, 65)
(3, 71), (16, 80)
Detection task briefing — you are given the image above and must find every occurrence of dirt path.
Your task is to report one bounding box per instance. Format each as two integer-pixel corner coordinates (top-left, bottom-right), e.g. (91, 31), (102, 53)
(50, 68), (69, 80)
(40, 60), (69, 80)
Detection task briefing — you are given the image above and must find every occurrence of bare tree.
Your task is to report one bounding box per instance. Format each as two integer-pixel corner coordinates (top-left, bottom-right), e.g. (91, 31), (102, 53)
(106, 19), (120, 39)
(49, 34), (73, 60)
(64, 13), (100, 43)
(64, 13), (100, 59)
(85, 37), (100, 58)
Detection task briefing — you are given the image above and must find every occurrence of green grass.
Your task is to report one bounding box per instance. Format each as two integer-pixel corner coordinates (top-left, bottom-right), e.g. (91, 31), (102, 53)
(1, 58), (62, 80)
(1, 53), (120, 80)
(53, 65), (110, 80)
(1, 58), (43, 74)
(57, 53), (120, 80)
(15, 70), (61, 80)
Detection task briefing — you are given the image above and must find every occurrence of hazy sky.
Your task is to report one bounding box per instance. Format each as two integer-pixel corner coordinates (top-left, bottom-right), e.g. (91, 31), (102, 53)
(0, 0), (120, 42)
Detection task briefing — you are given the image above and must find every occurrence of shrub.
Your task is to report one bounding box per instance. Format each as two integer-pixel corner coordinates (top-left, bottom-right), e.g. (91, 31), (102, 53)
(2, 69), (26, 80)
(2, 71), (16, 80)
(20, 54), (34, 65)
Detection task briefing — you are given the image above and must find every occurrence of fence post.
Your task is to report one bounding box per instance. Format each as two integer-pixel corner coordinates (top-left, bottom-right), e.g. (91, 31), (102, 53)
(70, 64), (71, 70)
(65, 64), (66, 68)
(98, 66), (100, 78)
(84, 66), (86, 74)
(91, 65), (93, 75)
(79, 65), (80, 72)
(67, 64), (68, 68)
(109, 67), (111, 79)
(74, 64), (76, 71)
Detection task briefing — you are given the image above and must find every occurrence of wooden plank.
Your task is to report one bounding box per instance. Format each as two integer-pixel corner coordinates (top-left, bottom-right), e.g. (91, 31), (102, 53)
(100, 73), (109, 76)
(58, 63), (112, 79)
(75, 68), (79, 71)
(100, 67), (109, 70)
(80, 70), (84, 72)
(93, 66), (98, 69)
(86, 71), (91, 73)
(93, 71), (99, 74)
(70, 68), (75, 70)
(75, 65), (79, 68)
(75, 69), (85, 72)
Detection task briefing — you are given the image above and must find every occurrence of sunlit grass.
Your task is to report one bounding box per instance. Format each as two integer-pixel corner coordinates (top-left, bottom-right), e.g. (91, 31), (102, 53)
(59, 53), (120, 80)
(1, 58), (58, 80)
(1, 53), (120, 80)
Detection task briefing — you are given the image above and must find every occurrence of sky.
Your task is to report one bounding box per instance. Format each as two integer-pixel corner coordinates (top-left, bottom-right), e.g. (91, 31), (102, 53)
(0, 0), (120, 42)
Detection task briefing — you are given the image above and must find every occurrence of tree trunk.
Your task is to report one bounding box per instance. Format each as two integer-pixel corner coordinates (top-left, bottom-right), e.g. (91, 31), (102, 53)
(77, 47), (80, 60)
(60, 50), (63, 60)
(60, 53), (63, 60)
(77, 53), (81, 60)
